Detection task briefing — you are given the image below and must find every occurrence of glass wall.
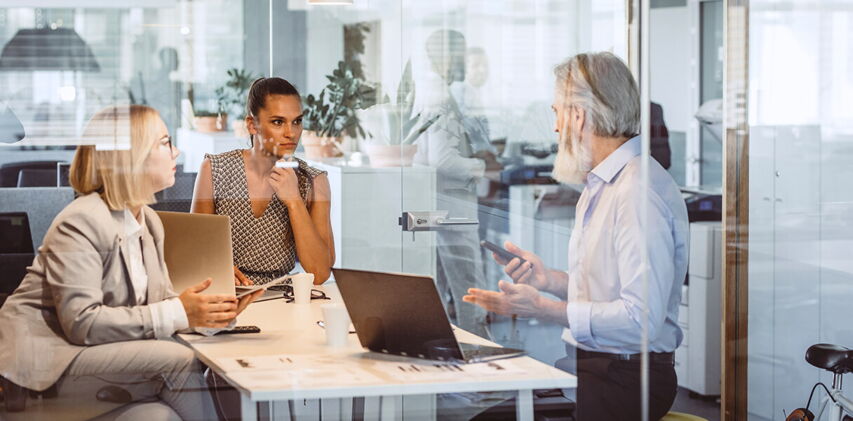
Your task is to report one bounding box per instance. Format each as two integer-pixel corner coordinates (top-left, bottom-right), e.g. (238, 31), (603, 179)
(0, 1), (721, 420)
(650, 2), (724, 419)
(744, 0), (853, 419)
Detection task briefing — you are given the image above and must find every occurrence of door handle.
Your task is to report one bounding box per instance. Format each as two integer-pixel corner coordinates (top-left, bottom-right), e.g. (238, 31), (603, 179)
(399, 211), (479, 232)
(436, 217), (479, 226)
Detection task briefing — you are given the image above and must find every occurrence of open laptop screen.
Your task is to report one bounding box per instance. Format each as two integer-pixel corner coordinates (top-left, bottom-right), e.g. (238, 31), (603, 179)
(333, 268), (464, 361)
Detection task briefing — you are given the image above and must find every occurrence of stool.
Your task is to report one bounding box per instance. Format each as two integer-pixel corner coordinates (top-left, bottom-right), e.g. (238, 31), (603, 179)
(661, 412), (709, 421)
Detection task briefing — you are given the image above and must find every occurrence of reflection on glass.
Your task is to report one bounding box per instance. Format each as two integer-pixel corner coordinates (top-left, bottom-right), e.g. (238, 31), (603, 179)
(411, 29), (490, 338)
(744, 2), (853, 420)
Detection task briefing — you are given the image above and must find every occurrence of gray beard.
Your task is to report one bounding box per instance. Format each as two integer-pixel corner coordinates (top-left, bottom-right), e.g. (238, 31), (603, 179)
(551, 130), (591, 185)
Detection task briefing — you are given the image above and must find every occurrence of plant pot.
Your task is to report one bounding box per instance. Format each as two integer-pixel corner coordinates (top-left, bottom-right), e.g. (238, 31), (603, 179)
(364, 142), (418, 167)
(233, 119), (249, 138)
(194, 114), (227, 133)
(302, 131), (343, 160)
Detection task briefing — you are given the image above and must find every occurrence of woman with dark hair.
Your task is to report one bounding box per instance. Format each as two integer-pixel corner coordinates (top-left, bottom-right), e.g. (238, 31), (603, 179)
(191, 77), (334, 285)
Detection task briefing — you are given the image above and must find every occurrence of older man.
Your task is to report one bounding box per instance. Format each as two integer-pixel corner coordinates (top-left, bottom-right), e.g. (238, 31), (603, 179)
(464, 52), (689, 421)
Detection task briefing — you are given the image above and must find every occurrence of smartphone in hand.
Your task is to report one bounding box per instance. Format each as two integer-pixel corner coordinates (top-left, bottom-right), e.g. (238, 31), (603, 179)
(480, 240), (526, 265)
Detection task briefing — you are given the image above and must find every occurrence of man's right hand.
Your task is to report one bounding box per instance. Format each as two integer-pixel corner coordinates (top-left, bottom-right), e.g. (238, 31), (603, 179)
(493, 241), (550, 291)
(179, 278), (238, 328)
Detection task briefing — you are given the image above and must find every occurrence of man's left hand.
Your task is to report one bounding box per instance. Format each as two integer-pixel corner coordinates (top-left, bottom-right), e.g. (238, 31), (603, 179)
(463, 280), (542, 318)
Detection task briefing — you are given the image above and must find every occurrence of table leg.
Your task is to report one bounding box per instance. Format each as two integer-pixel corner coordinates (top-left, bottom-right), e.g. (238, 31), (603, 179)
(271, 400), (291, 420)
(341, 397), (354, 420)
(321, 398), (350, 420)
(402, 394), (436, 420)
(363, 396), (382, 421)
(380, 395), (403, 420)
(290, 399), (320, 420)
(516, 389), (533, 421)
(241, 393), (258, 420)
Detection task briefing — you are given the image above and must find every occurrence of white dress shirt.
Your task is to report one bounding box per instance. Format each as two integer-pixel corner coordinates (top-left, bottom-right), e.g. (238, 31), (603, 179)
(124, 210), (189, 339)
(562, 136), (689, 354)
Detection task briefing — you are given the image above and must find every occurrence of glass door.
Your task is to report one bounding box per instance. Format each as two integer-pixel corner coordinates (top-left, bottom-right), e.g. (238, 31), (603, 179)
(396, 0), (628, 349)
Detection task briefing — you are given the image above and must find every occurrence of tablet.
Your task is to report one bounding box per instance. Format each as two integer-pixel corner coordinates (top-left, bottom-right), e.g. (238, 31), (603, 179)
(235, 274), (290, 298)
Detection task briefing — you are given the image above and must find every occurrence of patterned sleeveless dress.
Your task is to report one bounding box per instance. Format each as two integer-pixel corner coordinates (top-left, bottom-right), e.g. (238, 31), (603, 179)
(206, 150), (326, 284)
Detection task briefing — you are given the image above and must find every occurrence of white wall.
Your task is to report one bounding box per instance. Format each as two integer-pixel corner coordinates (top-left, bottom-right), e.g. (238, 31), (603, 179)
(650, 5), (691, 133)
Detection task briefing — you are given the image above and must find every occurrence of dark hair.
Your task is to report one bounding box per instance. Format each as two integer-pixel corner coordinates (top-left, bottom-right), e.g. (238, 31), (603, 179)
(246, 77), (300, 118)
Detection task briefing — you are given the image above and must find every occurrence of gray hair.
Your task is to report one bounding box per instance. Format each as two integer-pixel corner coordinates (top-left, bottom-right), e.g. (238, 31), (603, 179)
(553, 52), (640, 138)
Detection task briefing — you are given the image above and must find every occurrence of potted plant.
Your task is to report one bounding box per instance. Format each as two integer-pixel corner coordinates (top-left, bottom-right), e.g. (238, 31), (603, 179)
(302, 61), (375, 160)
(358, 60), (438, 167)
(192, 109), (225, 133)
(214, 68), (257, 138)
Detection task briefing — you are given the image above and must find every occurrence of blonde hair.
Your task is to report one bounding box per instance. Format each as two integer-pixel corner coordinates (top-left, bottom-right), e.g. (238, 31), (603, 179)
(69, 105), (163, 210)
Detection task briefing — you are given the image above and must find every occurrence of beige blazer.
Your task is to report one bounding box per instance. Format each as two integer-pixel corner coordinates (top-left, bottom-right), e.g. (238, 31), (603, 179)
(0, 193), (179, 391)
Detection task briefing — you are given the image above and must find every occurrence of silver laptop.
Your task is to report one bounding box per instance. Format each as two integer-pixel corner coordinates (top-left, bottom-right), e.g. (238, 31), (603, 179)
(156, 211), (236, 296)
(332, 268), (525, 363)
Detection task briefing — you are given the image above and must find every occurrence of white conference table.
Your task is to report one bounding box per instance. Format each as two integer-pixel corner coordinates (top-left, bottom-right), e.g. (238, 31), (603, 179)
(178, 283), (576, 420)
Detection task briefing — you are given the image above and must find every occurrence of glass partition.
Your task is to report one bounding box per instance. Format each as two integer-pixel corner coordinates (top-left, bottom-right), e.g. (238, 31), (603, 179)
(742, 1), (853, 420)
(0, 1), (702, 420)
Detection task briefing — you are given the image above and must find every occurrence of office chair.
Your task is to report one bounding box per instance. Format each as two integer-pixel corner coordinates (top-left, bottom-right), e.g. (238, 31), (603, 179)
(0, 212), (35, 411)
(151, 165), (196, 212)
(17, 168), (57, 187)
(0, 212), (34, 297)
(0, 161), (64, 188)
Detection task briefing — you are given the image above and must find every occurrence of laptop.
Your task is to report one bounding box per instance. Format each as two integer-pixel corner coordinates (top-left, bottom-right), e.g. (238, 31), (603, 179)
(156, 211), (236, 296)
(0, 212), (35, 294)
(332, 268), (525, 363)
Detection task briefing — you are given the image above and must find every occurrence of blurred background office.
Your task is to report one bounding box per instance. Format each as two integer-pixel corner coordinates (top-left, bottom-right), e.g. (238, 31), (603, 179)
(0, 1), (851, 420)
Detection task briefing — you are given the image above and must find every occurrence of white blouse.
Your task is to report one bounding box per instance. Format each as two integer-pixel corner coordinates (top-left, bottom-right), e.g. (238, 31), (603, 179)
(124, 210), (189, 339)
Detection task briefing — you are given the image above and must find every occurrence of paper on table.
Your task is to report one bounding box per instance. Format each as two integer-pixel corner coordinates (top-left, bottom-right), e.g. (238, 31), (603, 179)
(216, 355), (301, 372)
(227, 365), (383, 389)
(216, 354), (363, 373)
(370, 359), (526, 382)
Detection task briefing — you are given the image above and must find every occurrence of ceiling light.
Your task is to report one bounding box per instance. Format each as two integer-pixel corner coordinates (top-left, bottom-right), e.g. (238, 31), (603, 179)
(0, 27), (100, 72)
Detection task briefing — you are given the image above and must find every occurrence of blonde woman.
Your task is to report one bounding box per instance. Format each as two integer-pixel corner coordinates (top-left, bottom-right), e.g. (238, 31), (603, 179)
(0, 105), (262, 419)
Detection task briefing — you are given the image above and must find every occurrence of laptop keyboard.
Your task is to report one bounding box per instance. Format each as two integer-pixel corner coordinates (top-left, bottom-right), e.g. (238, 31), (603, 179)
(265, 284), (291, 292)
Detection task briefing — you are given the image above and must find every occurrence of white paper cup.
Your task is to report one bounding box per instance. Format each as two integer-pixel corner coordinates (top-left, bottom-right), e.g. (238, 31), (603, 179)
(321, 303), (350, 347)
(291, 273), (314, 304)
(275, 160), (298, 168)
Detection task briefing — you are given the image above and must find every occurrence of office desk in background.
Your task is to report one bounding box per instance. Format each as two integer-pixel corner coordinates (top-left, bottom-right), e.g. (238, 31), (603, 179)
(178, 283), (576, 421)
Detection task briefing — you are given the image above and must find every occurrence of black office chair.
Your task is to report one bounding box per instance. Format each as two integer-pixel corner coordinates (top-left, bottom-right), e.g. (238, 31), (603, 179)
(17, 168), (57, 187)
(0, 212), (35, 411)
(151, 165), (196, 213)
(0, 161), (65, 188)
(0, 212), (34, 298)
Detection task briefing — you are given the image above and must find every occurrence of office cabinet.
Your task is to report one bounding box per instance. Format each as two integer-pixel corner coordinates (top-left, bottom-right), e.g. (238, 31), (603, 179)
(314, 161), (437, 279)
(747, 125), (823, 419)
(676, 221), (722, 396)
(175, 128), (246, 173)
